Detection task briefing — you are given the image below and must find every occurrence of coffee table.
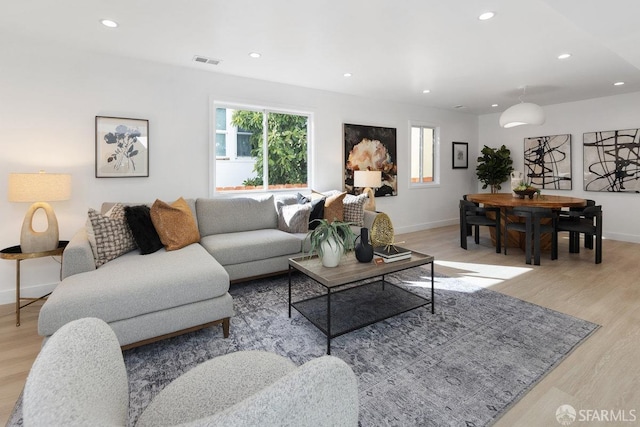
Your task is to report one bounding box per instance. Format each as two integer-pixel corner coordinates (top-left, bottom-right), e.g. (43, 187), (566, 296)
(288, 251), (434, 354)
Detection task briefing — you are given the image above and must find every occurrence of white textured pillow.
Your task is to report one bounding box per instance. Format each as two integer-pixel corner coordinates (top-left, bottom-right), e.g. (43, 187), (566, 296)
(343, 193), (368, 226)
(278, 203), (311, 233)
(87, 203), (137, 267)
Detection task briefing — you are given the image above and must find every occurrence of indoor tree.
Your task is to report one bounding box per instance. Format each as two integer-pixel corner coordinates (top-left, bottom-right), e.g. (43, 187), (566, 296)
(476, 145), (514, 192)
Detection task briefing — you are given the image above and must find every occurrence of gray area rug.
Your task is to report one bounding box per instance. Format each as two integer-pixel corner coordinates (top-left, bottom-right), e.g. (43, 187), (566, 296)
(8, 267), (599, 426)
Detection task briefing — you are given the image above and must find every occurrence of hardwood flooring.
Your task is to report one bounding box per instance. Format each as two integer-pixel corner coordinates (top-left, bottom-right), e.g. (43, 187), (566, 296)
(1, 225), (638, 426)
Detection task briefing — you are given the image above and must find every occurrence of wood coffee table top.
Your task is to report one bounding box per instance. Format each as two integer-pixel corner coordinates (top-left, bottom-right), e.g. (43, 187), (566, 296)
(289, 251), (434, 289)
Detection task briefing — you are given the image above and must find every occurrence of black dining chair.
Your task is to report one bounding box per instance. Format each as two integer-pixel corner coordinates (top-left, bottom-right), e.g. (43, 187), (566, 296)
(556, 205), (602, 264)
(558, 199), (596, 250)
(459, 199), (501, 253)
(504, 206), (558, 265)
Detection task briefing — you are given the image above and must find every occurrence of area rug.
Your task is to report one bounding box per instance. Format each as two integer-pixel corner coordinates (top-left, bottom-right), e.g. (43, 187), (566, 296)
(8, 267), (599, 426)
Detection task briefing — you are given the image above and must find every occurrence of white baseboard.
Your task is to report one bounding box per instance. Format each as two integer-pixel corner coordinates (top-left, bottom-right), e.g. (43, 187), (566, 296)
(0, 282), (58, 306)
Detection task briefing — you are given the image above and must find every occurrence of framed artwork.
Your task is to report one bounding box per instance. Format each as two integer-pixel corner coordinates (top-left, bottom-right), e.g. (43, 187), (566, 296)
(96, 116), (149, 178)
(524, 134), (572, 189)
(583, 128), (640, 192)
(452, 142), (468, 169)
(344, 123), (397, 196)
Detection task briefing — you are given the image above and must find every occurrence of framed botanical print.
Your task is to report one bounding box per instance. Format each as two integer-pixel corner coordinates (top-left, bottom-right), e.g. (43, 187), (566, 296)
(95, 116), (149, 178)
(452, 142), (468, 169)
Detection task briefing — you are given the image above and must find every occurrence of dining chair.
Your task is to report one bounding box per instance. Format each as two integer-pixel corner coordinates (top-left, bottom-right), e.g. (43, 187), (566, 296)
(558, 199), (596, 250)
(459, 199), (501, 253)
(504, 206), (558, 265)
(556, 205), (602, 264)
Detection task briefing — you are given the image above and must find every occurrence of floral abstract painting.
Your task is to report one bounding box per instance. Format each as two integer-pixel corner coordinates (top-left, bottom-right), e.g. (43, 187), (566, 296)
(344, 123), (397, 196)
(96, 116), (149, 177)
(524, 134), (572, 190)
(583, 128), (640, 192)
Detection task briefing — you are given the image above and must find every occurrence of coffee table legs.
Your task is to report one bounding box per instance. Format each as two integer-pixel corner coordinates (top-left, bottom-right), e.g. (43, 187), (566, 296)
(327, 288), (332, 354)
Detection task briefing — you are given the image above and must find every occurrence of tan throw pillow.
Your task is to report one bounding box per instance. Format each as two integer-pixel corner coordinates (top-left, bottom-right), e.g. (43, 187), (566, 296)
(150, 197), (200, 251)
(323, 192), (347, 223)
(87, 203), (137, 267)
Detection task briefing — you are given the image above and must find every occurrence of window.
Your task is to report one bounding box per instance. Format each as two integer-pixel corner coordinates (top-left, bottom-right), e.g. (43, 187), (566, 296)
(212, 104), (310, 193)
(410, 124), (439, 185)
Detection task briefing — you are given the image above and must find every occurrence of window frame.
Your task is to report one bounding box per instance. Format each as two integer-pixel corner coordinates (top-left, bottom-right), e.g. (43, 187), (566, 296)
(409, 121), (440, 188)
(210, 101), (313, 196)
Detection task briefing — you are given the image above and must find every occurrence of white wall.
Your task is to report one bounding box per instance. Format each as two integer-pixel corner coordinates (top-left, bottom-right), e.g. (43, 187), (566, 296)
(0, 38), (478, 303)
(479, 92), (640, 244)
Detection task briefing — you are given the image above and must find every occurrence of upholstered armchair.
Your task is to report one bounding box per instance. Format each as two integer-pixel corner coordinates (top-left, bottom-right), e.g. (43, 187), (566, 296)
(23, 318), (359, 426)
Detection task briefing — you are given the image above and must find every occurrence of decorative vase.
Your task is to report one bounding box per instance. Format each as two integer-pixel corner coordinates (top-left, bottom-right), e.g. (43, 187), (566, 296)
(320, 237), (343, 268)
(355, 227), (374, 263)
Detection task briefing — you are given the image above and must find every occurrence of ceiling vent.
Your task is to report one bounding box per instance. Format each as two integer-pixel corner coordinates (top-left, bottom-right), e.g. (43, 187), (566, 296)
(193, 55), (222, 66)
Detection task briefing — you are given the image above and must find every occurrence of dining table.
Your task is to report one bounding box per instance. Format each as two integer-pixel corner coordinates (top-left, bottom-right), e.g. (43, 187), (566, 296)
(465, 193), (588, 250)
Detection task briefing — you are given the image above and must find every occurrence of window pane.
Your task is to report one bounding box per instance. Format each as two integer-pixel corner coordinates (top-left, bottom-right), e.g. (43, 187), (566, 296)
(231, 109), (264, 187)
(422, 127), (433, 182)
(215, 108), (226, 131)
(266, 112), (308, 189)
(410, 127), (421, 183)
(237, 133), (252, 157)
(215, 133), (226, 157)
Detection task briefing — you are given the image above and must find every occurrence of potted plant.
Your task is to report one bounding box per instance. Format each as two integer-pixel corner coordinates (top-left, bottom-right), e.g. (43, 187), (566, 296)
(476, 145), (514, 193)
(307, 219), (357, 267)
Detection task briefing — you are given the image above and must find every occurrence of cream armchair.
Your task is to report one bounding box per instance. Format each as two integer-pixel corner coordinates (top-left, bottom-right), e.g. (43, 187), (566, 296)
(23, 318), (359, 426)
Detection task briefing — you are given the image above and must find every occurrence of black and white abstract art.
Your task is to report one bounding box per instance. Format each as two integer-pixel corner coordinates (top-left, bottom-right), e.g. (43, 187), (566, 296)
(524, 134), (572, 190)
(583, 128), (640, 192)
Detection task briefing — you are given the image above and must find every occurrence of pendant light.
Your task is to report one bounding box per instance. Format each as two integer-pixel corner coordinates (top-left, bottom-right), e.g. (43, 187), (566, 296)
(499, 86), (545, 128)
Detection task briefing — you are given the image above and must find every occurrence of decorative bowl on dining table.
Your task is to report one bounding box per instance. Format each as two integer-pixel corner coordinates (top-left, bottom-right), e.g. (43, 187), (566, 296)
(513, 187), (538, 199)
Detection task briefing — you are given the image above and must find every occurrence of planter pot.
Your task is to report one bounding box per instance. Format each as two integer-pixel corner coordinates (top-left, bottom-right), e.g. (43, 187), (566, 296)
(320, 238), (343, 268)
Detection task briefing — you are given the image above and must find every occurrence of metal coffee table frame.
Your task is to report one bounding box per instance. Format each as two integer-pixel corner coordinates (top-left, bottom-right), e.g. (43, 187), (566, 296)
(288, 252), (434, 354)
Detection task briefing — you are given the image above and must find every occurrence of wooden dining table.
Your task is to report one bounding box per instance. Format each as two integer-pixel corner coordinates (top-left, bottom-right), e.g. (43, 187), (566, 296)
(465, 193), (588, 250)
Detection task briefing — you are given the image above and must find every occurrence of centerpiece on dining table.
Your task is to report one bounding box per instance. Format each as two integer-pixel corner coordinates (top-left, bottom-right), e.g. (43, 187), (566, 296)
(513, 181), (540, 199)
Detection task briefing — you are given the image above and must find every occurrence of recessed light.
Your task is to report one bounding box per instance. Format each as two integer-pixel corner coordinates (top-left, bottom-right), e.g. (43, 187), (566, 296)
(478, 12), (495, 21)
(453, 105), (465, 109)
(613, 81), (625, 86)
(491, 104), (499, 108)
(249, 52), (261, 59)
(422, 89), (431, 94)
(343, 73), (352, 78)
(558, 53), (572, 60)
(100, 19), (119, 28)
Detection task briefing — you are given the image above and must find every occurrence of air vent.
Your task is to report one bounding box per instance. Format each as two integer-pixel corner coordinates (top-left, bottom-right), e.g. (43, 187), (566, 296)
(193, 55), (222, 65)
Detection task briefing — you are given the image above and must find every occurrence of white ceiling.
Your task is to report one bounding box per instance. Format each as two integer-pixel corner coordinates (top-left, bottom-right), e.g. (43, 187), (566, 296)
(3, 0), (640, 115)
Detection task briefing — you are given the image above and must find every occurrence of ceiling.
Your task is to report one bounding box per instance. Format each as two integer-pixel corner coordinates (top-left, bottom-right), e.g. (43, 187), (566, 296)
(3, 0), (640, 115)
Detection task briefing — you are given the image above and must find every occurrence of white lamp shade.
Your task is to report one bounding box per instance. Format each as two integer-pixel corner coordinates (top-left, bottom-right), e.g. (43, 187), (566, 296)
(499, 102), (545, 128)
(8, 172), (71, 202)
(353, 170), (382, 188)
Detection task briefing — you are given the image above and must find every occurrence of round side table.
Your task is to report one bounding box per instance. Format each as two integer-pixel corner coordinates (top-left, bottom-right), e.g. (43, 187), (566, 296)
(0, 241), (68, 326)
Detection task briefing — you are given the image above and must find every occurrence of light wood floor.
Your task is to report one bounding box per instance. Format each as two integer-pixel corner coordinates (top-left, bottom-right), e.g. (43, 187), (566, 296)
(1, 225), (638, 426)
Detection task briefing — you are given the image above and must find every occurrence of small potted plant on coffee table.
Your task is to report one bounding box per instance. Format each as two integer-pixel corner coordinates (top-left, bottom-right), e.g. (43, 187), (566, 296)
(307, 219), (356, 267)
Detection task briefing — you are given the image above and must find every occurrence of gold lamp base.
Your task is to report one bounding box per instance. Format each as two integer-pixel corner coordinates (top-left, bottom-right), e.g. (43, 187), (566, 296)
(363, 187), (376, 211)
(20, 202), (59, 253)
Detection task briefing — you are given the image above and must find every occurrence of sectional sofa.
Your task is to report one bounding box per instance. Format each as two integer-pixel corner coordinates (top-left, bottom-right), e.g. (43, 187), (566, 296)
(38, 193), (378, 349)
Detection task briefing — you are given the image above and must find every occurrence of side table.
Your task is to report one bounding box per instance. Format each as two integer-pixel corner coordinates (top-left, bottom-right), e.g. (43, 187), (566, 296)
(0, 241), (68, 326)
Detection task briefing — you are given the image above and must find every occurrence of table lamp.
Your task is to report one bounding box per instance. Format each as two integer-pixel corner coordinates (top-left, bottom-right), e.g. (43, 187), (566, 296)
(354, 170), (382, 211)
(8, 171), (71, 253)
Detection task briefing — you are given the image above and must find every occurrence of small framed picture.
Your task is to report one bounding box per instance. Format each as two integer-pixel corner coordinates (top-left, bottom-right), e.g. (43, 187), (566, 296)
(452, 142), (468, 169)
(96, 116), (149, 178)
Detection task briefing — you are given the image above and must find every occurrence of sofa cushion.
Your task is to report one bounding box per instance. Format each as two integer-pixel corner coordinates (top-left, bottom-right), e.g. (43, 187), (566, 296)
(322, 192), (346, 223)
(200, 229), (302, 266)
(151, 197), (201, 251)
(277, 203), (311, 233)
(196, 196), (277, 236)
(124, 205), (163, 255)
(88, 204), (137, 267)
(297, 193), (325, 230)
(39, 244), (229, 337)
(343, 193), (368, 227)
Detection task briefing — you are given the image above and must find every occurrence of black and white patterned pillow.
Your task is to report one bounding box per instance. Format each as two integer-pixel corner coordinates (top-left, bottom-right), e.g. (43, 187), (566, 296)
(343, 193), (368, 227)
(88, 203), (137, 267)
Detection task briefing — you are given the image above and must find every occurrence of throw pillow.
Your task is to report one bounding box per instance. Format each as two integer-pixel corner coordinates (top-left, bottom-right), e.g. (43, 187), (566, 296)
(124, 205), (164, 255)
(343, 193), (368, 227)
(323, 191), (347, 223)
(150, 197), (201, 251)
(87, 203), (137, 267)
(297, 193), (325, 230)
(278, 203), (311, 233)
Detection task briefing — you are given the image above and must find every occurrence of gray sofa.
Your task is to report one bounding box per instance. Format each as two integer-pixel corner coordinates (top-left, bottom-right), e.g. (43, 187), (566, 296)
(24, 317), (360, 426)
(38, 194), (378, 348)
